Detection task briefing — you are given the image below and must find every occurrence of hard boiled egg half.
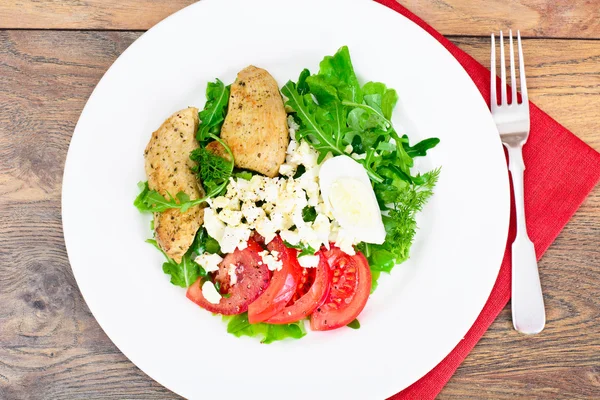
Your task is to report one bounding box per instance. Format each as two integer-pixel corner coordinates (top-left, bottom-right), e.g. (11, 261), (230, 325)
(318, 155), (386, 245)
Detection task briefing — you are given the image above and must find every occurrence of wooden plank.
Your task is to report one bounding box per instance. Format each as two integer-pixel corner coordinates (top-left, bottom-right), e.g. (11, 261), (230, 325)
(404, 0), (600, 39)
(0, 31), (598, 399)
(451, 37), (600, 152)
(0, 0), (598, 39)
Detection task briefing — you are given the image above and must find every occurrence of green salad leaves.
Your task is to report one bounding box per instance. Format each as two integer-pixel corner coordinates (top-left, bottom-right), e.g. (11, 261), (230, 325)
(223, 313), (307, 344)
(282, 46), (440, 288)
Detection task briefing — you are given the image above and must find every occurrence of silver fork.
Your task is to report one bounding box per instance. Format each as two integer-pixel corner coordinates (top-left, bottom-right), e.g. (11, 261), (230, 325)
(491, 30), (545, 334)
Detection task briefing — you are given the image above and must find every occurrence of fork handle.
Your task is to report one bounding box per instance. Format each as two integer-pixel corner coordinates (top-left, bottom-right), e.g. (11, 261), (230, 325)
(506, 144), (546, 334)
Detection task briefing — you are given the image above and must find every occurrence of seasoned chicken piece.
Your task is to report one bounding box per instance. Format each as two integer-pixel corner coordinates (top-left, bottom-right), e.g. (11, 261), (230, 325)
(205, 140), (231, 161)
(221, 66), (289, 177)
(144, 107), (204, 263)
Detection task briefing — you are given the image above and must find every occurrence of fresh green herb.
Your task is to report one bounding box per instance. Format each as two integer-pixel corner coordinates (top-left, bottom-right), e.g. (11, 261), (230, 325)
(189, 228), (221, 257)
(233, 170), (254, 181)
(190, 138), (234, 197)
(347, 319), (360, 329)
(292, 164), (306, 179)
(146, 238), (206, 287)
(302, 206), (317, 223)
(284, 46), (440, 277)
(197, 79), (230, 143)
(223, 313), (306, 344)
(283, 241), (317, 257)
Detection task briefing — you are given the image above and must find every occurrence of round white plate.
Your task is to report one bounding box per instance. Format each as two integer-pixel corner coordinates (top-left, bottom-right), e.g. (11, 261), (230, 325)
(62, 0), (509, 398)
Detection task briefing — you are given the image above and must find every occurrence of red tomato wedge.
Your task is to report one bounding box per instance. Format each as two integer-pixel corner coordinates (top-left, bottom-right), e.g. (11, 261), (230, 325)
(247, 236), (301, 323)
(186, 239), (269, 315)
(266, 252), (331, 324)
(310, 247), (371, 331)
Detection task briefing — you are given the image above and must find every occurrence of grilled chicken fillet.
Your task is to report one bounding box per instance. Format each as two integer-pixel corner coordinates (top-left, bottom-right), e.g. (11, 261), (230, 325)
(144, 107), (204, 263)
(221, 66), (289, 177)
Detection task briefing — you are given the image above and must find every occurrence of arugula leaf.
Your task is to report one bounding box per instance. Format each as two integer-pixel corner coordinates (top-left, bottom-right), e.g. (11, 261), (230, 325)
(296, 68), (311, 95)
(134, 181), (206, 213)
(402, 135), (440, 158)
(189, 228), (221, 257)
(162, 255), (201, 288)
(347, 319), (360, 329)
(223, 313), (307, 344)
(146, 237), (206, 288)
(302, 206), (317, 223)
(281, 81), (343, 160)
(233, 170), (254, 180)
(283, 240), (317, 257)
(197, 79), (230, 143)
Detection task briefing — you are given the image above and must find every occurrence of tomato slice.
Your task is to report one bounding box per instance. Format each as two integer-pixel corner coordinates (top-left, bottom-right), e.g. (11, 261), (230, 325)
(266, 252), (331, 324)
(247, 236), (301, 324)
(310, 247), (371, 331)
(186, 239), (270, 315)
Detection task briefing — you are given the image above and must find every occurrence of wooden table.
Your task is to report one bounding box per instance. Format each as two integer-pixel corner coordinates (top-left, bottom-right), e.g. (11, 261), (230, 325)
(1, 1), (598, 398)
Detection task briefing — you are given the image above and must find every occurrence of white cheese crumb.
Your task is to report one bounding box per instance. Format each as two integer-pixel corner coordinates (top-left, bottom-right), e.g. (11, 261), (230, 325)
(201, 281), (222, 304)
(344, 144), (353, 154)
(220, 225), (251, 254)
(228, 264), (238, 285)
(259, 250), (283, 271)
(218, 209), (243, 226)
(351, 152), (367, 160)
(194, 253), (223, 273)
(298, 255), (320, 268)
(278, 163), (296, 177)
(203, 208), (225, 242)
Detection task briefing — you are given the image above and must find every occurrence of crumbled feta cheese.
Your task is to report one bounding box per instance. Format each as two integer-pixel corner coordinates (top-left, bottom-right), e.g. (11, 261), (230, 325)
(201, 281), (222, 304)
(259, 250), (283, 271)
(351, 152), (367, 160)
(203, 137), (345, 255)
(344, 144), (353, 154)
(241, 202), (265, 224)
(279, 163), (296, 177)
(288, 115), (300, 132)
(204, 208), (226, 242)
(255, 217), (277, 244)
(279, 229), (300, 245)
(220, 225), (251, 253)
(298, 255), (320, 268)
(194, 253), (223, 273)
(228, 264), (238, 285)
(218, 209), (243, 226)
(297, 141), (318, 168)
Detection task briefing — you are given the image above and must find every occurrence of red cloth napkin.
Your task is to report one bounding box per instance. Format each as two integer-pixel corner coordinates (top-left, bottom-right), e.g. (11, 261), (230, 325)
(373, 1), (600, 399)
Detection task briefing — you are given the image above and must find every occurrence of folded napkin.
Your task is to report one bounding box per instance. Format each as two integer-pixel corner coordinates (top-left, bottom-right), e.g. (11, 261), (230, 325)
(373, 0), (600, 398)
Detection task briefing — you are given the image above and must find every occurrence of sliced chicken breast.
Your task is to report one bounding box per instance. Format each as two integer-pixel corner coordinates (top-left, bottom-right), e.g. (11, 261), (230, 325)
(221, 66), (289, 177)
(144, 107), (204, 263)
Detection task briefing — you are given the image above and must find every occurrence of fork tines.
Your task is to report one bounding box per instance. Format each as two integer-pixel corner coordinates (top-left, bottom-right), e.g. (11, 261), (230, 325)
(490, 30), (528, 108)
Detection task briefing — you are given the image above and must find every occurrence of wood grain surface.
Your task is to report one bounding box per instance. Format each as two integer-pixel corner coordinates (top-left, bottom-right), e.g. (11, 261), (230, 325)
(0, 0), (599, 38)
(0, 1), (599, 399)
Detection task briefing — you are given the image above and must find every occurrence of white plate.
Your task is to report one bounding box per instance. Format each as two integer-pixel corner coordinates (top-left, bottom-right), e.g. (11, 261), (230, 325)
(62, 0), (509, 398)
